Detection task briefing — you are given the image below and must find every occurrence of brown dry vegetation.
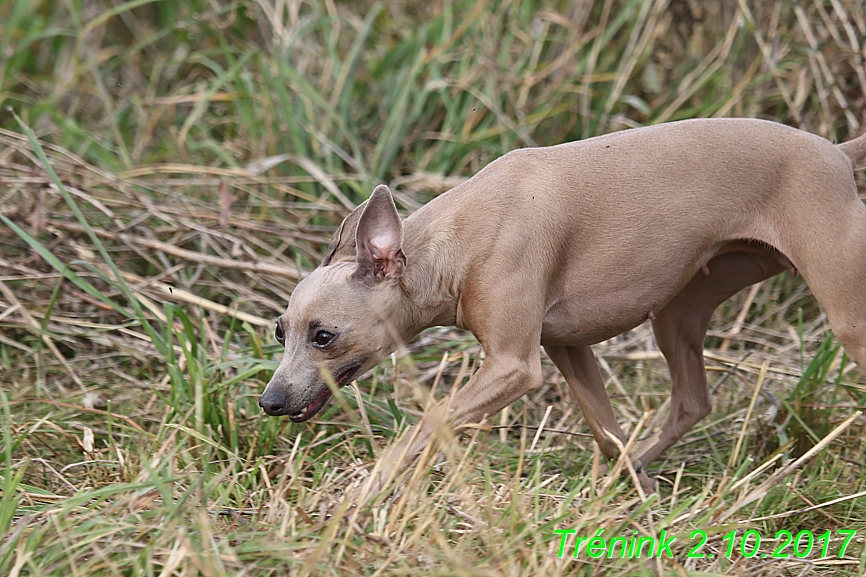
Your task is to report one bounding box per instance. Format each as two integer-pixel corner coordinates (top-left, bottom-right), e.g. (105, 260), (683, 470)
(1, 0), (866, 575)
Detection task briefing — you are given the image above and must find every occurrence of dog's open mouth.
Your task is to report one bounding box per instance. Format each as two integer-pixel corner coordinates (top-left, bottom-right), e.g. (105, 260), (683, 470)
(289, 361), (364, 423)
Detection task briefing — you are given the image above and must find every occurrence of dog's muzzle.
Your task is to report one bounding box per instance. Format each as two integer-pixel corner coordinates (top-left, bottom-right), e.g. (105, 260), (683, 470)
(259, 388), (291, 416)
(258, 360), (366, 421)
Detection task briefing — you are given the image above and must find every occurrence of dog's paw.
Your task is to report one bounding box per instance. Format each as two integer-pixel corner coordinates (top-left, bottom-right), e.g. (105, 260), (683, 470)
(594, 460), (657, 496)
(340, 468), (389, 509)
(637, 470), (656, 495)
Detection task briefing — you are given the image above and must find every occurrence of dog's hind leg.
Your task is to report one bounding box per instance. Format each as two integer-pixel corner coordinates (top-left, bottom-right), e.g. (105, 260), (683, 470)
(636, 249), (787, 466)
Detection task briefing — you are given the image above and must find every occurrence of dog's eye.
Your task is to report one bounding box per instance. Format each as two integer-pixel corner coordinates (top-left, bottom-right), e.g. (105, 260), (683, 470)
(313, 330), (335, 347)
(274, 322), (285, 345)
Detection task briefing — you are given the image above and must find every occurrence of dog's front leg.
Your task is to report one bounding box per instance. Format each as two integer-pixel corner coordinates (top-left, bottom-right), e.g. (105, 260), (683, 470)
(353, 347), (544, 503)
(544, 345), (655, 493)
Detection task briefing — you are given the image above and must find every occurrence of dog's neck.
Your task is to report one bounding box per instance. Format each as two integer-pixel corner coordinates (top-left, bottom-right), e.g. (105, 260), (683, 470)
(397, 197), (466, 333)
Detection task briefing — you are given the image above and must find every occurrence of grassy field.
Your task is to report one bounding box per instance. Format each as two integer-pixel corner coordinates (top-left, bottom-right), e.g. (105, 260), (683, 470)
(1, 0), (866, 575)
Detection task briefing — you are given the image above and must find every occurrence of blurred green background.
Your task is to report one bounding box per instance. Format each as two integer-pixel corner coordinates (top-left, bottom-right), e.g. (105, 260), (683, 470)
(3, 0), (863, 195)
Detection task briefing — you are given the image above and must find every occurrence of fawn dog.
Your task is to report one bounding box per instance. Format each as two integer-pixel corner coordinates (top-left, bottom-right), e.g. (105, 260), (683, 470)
(260, 118), (866, 496)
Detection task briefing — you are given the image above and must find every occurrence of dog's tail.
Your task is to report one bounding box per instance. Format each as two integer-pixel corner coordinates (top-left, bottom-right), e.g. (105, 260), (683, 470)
(838, 129), (866, 165)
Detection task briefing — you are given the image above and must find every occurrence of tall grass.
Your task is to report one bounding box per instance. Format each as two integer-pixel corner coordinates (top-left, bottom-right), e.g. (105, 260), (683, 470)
(1, 0), (865, 575)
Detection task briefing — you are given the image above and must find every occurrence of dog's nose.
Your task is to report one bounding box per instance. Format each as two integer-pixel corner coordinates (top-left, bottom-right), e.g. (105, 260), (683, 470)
(259, 389), (288, 416)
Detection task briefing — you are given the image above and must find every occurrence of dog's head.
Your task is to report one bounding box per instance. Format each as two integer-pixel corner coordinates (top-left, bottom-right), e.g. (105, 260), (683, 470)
(259, 185), (409, 421)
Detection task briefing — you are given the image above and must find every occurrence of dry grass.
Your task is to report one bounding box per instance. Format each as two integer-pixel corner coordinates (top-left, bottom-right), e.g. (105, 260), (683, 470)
(1, 0), (866, 575)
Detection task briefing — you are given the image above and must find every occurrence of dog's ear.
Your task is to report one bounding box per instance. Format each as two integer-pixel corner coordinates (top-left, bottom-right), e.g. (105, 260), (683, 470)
(322, 200), (368, 266)
(354, 184), (406, 280)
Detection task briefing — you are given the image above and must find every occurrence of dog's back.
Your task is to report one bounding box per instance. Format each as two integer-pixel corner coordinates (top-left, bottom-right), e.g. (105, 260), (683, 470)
(403, 118), (864, 346)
